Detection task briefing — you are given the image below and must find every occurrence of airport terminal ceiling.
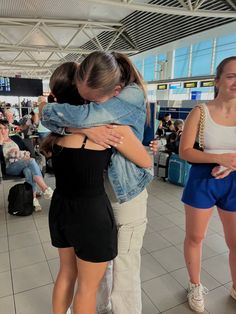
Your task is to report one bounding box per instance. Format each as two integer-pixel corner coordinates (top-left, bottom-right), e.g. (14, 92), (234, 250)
(0, 0), (236, 79)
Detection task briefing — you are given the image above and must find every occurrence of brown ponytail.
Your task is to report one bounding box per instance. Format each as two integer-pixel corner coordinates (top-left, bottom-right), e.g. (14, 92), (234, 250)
(76, 51), (150, 123)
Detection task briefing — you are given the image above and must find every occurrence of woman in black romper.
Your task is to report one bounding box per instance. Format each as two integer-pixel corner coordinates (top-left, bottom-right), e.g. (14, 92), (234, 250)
(42, 62), (152, 314)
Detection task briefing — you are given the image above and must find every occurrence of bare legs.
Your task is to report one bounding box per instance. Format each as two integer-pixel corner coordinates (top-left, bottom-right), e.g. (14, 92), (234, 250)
(184, 205), (213, 284)
(73, 258), (108, 314)
(52, 248), (77, 314)
(53, 248), (108, 314)
(218, 208), (236, 290)
(33, 175), (48, 192)
(184, 204), (236, 290)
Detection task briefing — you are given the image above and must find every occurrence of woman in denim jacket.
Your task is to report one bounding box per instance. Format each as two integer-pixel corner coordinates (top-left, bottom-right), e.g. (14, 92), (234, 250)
(41, 51), (153, 314)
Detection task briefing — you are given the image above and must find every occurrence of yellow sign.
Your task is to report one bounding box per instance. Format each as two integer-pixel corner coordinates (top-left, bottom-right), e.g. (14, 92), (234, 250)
(184, 82), (198, 88)
(200, 81), (214, 87)
(157, 84), (168, 90)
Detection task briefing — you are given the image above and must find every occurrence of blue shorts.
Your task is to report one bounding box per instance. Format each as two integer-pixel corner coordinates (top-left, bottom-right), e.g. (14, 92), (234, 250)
(182, 164), (236, 212)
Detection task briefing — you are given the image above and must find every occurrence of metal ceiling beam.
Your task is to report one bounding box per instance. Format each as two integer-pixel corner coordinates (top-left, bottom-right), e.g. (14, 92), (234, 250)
(177, 0), (188, 9)
(187, 0), (193, 11)
(225, 0), (236, 11)
(87, 0), (236, 18)
(0, 17), (122, 27)
(64, 25), (86, 49)
(16, 22), (40, 46)
(193, 0), (207, 11)
(105, 27), (125, 51)
(0, 44), (96, 54)
(82, 29), (104, 50)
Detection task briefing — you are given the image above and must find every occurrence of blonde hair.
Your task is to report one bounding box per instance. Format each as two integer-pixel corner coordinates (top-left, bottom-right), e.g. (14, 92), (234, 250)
(76, 51), (150, 122)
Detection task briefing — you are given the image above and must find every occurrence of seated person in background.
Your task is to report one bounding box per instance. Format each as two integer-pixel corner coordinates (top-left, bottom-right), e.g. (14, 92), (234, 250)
(5, 103), (20, 124)
(166, 119), (184, 154)
(18, 111), (37, 139)
(33, 97), (50, 139)
(0, 119), (53, 211)
(156, 113), (174, 137)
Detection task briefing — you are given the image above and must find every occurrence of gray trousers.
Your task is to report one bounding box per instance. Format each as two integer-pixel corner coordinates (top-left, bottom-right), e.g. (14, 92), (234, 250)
(97, 180), (148, 314)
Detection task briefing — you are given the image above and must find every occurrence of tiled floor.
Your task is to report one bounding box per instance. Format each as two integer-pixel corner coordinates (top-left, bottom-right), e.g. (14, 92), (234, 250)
(0, 176), (235, 313)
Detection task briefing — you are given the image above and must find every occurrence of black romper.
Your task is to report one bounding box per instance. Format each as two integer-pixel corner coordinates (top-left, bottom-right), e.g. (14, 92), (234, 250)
(49, 137), (117, 263)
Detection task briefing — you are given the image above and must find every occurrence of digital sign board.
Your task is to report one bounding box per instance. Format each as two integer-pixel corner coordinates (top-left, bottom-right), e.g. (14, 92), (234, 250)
(157, 84), (168, 90)
(184, 82), (198, 88)
(200, 81), (214, 87)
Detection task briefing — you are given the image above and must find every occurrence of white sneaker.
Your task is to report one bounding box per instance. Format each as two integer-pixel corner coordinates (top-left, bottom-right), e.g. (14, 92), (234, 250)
(187, 282), (208, 313)
(33, 198), (42, 212)
(230, 286), (236, 300)
(43, 187), (53, 200)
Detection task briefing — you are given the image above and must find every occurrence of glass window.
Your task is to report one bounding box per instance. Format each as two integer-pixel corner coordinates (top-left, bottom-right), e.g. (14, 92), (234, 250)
(133, 60), (143, 76)
(191, 40), (213, 76)
(215, 33), (236, 70)
(174, 47), (190, 78)
(144, 56), (155, 81)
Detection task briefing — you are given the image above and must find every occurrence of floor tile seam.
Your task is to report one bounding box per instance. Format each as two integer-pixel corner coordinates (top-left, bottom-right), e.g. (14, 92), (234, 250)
(202, 285), (233, 313)
(148, 253), (182, 274)
(32, 218), (49, 232)
(13, 282), (53, 296)
(148, 225), (179, 234)
(160, 301), (187, 313)
(148, 187), (182, 203)
(201, 250), (229, 263)
(10, 259), (52, 273)
(141, 288), (161, 313)
(141, 271), (168, 284)
(0, 292), (14, 299)
(46, 259), (56, 284)
(143, 277), (188, 313)
(144, 242), (173, 255)
(147, 242), (176, 255)
(7, 239), (17, 314)
(201, 262), (231, 286)
(202, 248), (229, 257)
(8, 243), (42, 252)
(155, 224), (185, 236)
(6, 228), (40, 238)
(41, 241), (58, 278)
(148, 212), (185, 229)
(10, 256), (48, 271)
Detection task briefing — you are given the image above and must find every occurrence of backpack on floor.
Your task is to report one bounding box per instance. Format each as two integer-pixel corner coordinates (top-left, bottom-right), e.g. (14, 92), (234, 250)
(8, 182), (34, 216)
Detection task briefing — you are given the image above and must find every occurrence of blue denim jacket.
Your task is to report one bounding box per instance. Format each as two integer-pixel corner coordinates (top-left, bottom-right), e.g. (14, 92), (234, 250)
(42, 84), (153, 203)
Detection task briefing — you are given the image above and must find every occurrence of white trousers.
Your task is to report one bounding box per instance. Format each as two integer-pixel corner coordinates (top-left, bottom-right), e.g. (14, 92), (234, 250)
(96, 181), (148, 314)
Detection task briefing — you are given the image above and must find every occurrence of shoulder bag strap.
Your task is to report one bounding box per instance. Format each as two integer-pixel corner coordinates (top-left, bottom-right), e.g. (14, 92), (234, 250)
(195, 104), (206, 150)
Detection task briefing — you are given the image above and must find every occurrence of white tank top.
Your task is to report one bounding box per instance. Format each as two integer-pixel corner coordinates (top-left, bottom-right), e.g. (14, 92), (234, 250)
(202, 104), (236, 154)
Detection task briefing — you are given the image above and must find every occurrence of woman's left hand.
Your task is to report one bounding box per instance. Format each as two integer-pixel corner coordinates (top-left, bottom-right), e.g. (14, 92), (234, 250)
(80, 125), (124, 148)
(149, 139), (159, 155)
(211, 166), (232, 179)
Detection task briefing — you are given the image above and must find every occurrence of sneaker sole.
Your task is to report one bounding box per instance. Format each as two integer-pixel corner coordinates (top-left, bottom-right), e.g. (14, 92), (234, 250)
(188, 302), (204, 313)
(43, 194), (52, 200)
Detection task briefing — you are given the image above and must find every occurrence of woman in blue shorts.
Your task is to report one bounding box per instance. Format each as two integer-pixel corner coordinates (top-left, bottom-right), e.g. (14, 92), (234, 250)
(180, 56), (236, 313)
